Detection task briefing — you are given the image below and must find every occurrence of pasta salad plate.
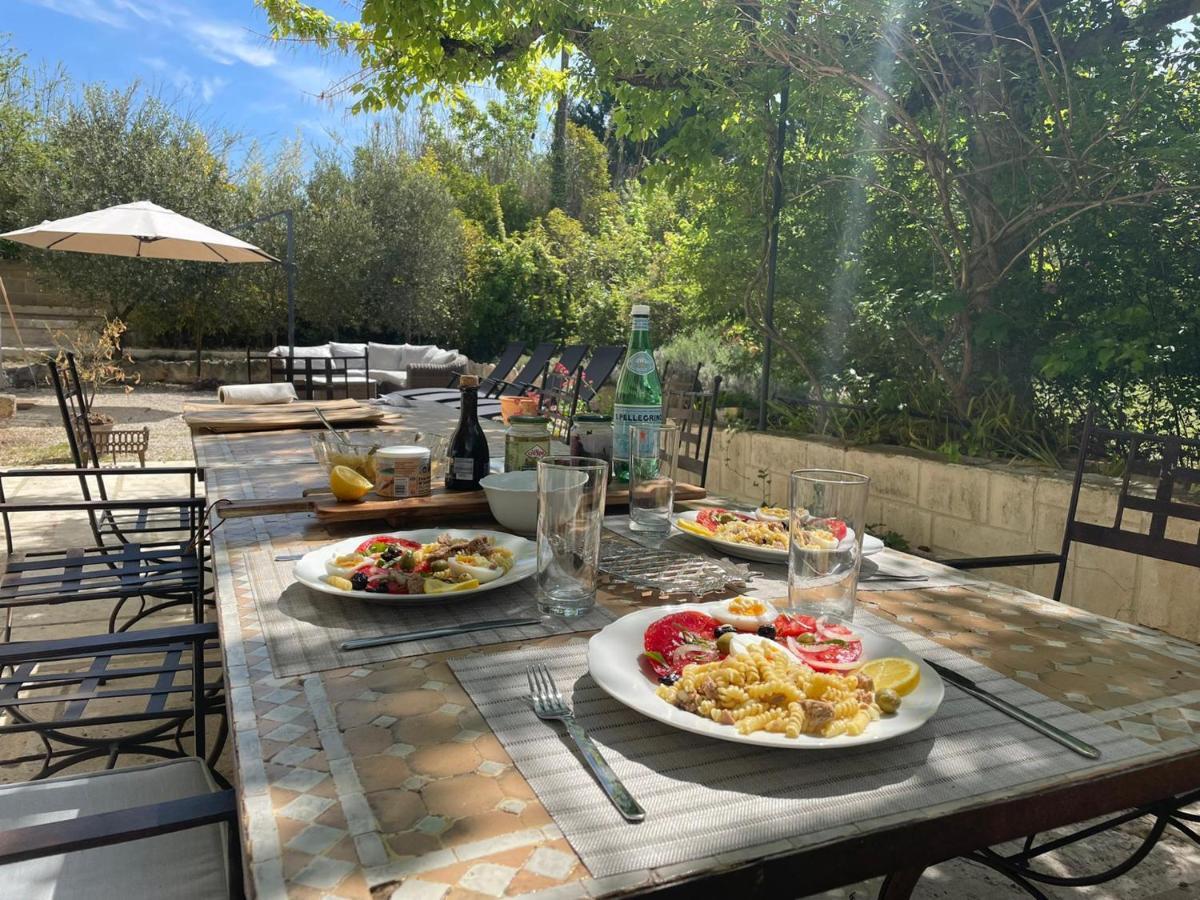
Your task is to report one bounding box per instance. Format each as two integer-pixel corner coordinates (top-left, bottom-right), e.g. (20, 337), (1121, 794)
(673, 508), (885, 563)
(588, 600), (944, 749)
(294, 528), (536, 605)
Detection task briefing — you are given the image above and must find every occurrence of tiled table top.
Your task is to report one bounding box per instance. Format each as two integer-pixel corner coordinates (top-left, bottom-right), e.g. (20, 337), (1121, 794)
(198, 421), (1200, 900)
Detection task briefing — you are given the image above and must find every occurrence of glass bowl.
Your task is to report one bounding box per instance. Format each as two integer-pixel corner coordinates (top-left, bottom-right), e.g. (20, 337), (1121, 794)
(310, 431), (387, 482)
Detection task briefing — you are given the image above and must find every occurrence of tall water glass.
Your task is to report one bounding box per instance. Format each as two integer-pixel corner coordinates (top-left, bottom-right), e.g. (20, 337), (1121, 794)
(536, 457), (609, 617)
(627, 422), (680, 534)
(786, 470), (870, 623)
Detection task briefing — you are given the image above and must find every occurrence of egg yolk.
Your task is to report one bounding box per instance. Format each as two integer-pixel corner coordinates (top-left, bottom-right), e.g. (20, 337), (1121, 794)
(729, 598), (766, 616)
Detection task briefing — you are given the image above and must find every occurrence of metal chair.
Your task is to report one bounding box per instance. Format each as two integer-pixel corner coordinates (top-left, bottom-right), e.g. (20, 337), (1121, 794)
(0, 469), (207, 640)
(663, 375), (723, 488)
(573, 345), (625, 406)
(940, 410), (1200, 600)
(250, 348), (374, 400)
(50, 352), (201, 549)
(0, 624), (239, 899)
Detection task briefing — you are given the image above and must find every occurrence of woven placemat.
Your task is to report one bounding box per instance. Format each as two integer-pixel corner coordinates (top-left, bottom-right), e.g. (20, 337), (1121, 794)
(243, 547), (614, 678)
(449, 609), (1151, 878)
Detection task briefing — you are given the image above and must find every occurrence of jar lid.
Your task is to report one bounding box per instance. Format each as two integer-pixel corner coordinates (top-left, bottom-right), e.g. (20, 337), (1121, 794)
(574, 414), (610, 422)
(510, 415), (550, 424)
(376, 445), (431, 459)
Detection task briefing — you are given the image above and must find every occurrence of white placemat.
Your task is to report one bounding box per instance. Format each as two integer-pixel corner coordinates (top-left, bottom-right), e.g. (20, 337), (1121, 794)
(449, 610), (1151, 878)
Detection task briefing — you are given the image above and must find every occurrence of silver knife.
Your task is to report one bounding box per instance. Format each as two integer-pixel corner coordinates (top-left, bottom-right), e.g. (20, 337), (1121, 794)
(341, 617), (542, 651)
(925, 659), (1100, 759)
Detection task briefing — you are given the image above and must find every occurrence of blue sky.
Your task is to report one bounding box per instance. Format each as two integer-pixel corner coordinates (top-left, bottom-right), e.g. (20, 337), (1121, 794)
(5, 0), (449, 166)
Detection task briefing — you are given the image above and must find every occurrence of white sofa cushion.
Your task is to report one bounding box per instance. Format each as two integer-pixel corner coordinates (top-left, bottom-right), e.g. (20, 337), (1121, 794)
(368, 341), (406, 371)
(369, 368), (408, 388)
(330, 341), (367, 370)
(0, 758), (230, 900)
(268, 344), (330, 358)
(427, 348), (462, 367)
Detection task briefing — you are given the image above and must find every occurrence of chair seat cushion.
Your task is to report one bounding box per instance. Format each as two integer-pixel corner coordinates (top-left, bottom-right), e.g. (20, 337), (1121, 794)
(368, 368), (409, 388)
(0, 758), (231, 900)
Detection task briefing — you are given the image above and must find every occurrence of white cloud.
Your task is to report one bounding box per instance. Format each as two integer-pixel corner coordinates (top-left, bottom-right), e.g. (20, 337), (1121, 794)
(189, 20), (277, 68)
(200, 76), (228, 103)
(277, 64), (333, 97)
(18, 0), (127, 28)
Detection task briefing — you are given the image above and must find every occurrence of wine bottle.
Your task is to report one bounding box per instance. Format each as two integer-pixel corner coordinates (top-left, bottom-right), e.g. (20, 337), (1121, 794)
(612, 304), (663, 482)
(445, 374), (490, 490)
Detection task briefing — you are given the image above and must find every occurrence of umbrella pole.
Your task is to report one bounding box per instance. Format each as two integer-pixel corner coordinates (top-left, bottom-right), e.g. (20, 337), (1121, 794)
(285, 210), (296, 354)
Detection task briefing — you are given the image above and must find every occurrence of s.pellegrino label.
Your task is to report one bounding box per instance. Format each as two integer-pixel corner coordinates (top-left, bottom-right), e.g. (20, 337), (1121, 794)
(612, 304), (662, 481)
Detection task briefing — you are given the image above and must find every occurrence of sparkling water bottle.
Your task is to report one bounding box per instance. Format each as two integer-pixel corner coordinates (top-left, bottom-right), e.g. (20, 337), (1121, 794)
(612, 304), (662, 482)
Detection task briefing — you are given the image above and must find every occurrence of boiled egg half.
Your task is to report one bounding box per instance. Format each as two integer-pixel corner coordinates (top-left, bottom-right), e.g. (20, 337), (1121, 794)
(448, 553), (505, 584)
(727, 632), (799, 661)
(711, 596), (778, 631)
(325, 552), (366, 578)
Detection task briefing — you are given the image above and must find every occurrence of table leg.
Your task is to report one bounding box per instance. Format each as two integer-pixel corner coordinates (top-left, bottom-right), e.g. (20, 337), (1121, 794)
(877, 866), (925, 900)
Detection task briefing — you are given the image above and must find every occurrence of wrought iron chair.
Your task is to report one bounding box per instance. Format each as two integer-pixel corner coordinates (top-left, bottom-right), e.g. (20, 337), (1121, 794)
(50, 352), (201, 549)
(248, 347), (373, 400)
(940, 410), (1200, 600)
(0, 470), (207, 640)
(537, 345), (626, 441)
(573, 345), (625, 406)
(0, 624), (239, 899)
(663, 375), (723, 488)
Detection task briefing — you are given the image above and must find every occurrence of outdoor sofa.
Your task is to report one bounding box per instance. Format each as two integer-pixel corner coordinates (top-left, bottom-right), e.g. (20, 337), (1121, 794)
(249, 341), (468, 398)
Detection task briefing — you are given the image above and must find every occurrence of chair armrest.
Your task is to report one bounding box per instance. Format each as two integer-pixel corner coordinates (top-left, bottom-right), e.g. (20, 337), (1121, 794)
(938, 552), (1062, 570)
(0, 496), (206, 515)
(0, 466), (199, 478)
(0, 789), (236, 866)
(0, 623), (218, 667)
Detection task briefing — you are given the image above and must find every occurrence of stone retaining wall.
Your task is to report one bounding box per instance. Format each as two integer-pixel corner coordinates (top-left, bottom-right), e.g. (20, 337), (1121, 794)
(705, 430), (1199, 643)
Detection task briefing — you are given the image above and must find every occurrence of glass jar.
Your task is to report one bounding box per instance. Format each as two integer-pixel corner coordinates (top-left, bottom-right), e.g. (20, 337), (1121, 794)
(374, 445), (431, 499)
(570, 414), (613, 469)
(505, 416), (551, 472)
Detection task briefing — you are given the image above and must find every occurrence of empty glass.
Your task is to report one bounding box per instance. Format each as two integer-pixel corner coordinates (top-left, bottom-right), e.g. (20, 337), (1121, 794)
(536, 457), (609, 617)
(627, 422), (680, 535)
(786, 470), (870, 623)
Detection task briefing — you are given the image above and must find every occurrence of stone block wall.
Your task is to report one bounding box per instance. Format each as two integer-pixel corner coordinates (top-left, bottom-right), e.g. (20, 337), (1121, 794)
(705, 430), (1200, 642)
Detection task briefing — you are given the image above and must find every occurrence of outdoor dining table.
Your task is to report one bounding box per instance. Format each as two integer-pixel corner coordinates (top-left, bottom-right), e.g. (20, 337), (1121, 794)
(192, 407), (1200, 899)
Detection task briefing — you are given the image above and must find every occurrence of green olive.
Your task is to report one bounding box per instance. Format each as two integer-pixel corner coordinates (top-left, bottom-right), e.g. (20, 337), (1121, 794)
(876, 688), (902, 715)
(428, 559), (450, 573)
(716, 632), (736, 655)
(794, 632), (816, 645)
(717, 513), (736, 524)
(399, 551), (416, 572)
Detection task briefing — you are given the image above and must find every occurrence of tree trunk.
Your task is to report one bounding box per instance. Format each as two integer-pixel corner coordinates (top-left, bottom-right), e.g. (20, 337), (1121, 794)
(550, 49), (571, 212)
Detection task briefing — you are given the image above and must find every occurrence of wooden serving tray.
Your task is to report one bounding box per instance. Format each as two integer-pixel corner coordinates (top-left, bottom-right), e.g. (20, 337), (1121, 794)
(183, 398), (388, 434)
(216, 482), (708, 524)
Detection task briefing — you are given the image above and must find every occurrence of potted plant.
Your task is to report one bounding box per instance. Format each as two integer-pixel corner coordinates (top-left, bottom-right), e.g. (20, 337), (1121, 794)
(47, 318), (140, 437)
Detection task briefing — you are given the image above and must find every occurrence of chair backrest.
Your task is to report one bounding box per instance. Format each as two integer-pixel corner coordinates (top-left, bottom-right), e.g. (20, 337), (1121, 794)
(265, 354), (368, 401)
(499, 342), (558, 397)
(576, 346), (625, 403)
(1053, 411), (1200, 600)
(661, 360), (702, 393)
(49, 352), (99, 471)
(663, 375), (722, 488)
(481, 341), (526, 395)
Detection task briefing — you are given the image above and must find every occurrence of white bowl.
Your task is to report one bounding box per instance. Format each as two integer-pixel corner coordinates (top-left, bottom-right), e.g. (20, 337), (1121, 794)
(480, 471), (539, 535)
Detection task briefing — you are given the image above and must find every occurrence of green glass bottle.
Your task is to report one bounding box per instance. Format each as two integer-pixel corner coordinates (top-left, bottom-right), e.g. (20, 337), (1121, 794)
(612, 304), (662, 482)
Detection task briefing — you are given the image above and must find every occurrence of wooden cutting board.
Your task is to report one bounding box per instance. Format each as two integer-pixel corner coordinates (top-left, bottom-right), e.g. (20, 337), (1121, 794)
(216, 482), (708, 524)
(183, 398), (388, 434)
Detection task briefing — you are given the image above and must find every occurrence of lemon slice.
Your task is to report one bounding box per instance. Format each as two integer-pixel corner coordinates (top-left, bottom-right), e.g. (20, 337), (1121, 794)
(423, 577), (480, 594)
(676, 519), (714, 538)
(858, 657), (921, 696)
(330, 465), (372, 501)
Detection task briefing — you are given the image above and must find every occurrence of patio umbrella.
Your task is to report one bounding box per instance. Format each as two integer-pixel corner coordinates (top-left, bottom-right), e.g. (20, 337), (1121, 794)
(0, 200), (278, 263)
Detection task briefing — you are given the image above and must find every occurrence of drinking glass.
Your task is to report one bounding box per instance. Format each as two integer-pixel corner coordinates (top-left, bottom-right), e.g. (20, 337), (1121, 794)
(786, 469), (870, 623)
(536, 457), (609, 617)
(627, 422), (680, 535)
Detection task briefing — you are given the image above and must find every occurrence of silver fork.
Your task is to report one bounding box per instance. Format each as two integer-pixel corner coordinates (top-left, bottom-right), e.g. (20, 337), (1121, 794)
(526, 664), (645, 822)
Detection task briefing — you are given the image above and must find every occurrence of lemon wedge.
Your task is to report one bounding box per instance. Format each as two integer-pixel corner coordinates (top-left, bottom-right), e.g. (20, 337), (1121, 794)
(676, 519), (714, 537)
(858, 657), (921, 696)
(330, 465), (372, 501)
(423, 577), (480, 594)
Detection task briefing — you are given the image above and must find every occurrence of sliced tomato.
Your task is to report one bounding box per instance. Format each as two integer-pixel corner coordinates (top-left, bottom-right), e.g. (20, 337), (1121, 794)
(355, 535), (422, 555)
(815, 618), (861, 643)
(642, 611), (722, 678)
(693, 509), (723, 533)
(773, 613), (818, 638)
(789, 636), (863, 672)
(818, 518), (847, 541)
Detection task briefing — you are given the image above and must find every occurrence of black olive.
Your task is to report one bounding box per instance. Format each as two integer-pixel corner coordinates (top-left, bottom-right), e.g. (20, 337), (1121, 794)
(349, 572), (368, 590)
(380, 545), (400, 561)
(757, 624), (777, 639)
(658, 673), (680, 686)
(713, 624), (737, 637)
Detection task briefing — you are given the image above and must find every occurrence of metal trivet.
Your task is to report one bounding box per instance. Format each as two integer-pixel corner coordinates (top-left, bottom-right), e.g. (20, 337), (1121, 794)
(599, 540), (753, 596)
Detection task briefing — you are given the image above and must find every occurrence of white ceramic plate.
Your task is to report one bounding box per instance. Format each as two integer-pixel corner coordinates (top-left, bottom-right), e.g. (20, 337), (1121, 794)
(588, 602), (943, 749)
(294, 528), (536, 604)
(673, 509), (885, 562)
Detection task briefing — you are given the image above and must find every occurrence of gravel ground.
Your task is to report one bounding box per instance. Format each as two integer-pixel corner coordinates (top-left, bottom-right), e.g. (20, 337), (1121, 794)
(0, 385), (202, 465)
